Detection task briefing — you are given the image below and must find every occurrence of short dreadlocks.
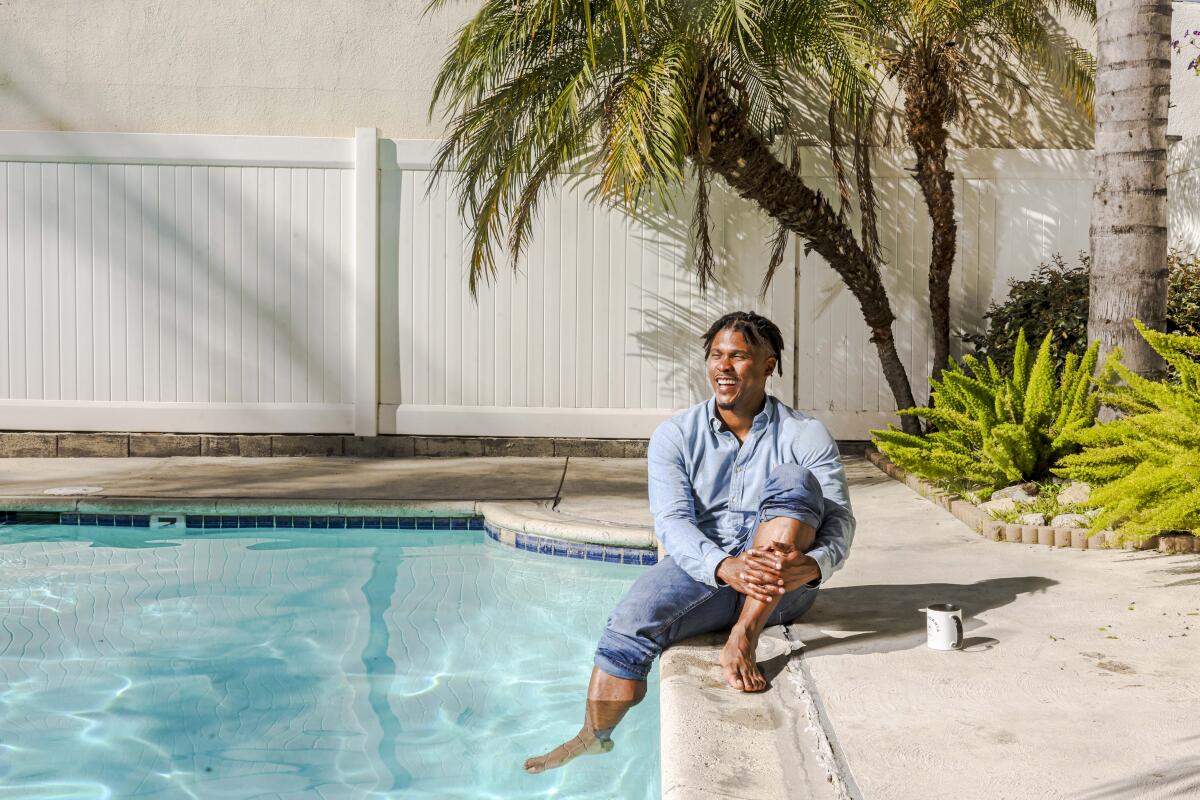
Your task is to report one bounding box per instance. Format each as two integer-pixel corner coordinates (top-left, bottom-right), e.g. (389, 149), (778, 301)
(700, 311), (784, 376)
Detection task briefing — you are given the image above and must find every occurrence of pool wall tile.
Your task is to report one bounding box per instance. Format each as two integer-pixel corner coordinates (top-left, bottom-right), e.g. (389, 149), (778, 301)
(0, 508), (657, 567)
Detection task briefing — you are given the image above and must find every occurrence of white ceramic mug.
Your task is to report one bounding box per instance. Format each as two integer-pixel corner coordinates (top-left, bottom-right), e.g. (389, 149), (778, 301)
(920, 603), (963, 650)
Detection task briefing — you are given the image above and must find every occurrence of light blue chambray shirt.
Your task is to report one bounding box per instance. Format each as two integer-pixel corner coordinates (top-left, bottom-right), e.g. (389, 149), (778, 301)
(647, 394), (856, 589)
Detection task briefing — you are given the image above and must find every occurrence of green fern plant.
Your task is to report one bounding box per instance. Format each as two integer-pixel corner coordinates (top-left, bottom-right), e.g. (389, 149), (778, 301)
(872, 330), (1100, 493)
(1054, 320), (1200, 540)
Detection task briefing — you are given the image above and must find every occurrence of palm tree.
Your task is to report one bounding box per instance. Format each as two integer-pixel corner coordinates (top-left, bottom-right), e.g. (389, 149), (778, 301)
(876, 0), (1096, 381)
(427, 0), (922, 433)
(1089, 0), (1171, 383)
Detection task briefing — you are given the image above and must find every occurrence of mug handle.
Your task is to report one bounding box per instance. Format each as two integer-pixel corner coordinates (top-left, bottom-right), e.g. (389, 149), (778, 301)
(953, 615), (963, 647)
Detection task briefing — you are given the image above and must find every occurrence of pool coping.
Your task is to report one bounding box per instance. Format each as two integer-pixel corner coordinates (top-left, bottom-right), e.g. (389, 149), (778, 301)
(659, 628), (845, 800)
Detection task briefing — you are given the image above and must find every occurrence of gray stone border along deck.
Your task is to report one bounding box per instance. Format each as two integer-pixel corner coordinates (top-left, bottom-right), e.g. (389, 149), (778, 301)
(0, 431), (651, 458)
(865, 447), (1199, 555)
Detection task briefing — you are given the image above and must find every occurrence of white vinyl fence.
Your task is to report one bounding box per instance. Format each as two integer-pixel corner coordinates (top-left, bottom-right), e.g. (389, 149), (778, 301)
(0, 130), (1196, 440)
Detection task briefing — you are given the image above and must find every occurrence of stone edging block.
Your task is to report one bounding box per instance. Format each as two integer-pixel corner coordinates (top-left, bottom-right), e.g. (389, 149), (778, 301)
(0, 432), (651, 459)
(863, 448), (1182, 553)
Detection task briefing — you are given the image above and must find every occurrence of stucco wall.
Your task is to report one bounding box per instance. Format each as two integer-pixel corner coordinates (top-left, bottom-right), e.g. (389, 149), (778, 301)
(0, 1), (1196, 143)
(0, 0), (475, 139)
(1174, 2), (1200, 140)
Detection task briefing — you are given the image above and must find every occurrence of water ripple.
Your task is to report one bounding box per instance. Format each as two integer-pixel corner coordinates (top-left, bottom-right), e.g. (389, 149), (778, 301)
(0, 526), (659, 799)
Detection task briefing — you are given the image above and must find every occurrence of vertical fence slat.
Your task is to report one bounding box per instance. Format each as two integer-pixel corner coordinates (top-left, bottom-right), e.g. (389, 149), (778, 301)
(353, 127), (379, 436)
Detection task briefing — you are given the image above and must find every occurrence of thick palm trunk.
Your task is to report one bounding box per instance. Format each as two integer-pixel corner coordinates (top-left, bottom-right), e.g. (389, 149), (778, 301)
(902, 72), (957, 382)
(1089, 0), (1171, 389)
(698, 80), (919, 433)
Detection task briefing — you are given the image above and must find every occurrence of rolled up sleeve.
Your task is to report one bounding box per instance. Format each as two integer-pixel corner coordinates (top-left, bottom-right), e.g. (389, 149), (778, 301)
(795, 423), (856, 587)
(647, 423), (730, 587)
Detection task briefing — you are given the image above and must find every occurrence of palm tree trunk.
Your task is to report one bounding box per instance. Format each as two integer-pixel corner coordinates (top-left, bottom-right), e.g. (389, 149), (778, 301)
(698, 80), (919, 433)
(902, 72), (957, 383)
(1089, 0), (1171, 392)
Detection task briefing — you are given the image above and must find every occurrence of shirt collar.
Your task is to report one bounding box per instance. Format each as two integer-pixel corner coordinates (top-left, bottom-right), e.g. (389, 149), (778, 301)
(708, 394), (776, 433)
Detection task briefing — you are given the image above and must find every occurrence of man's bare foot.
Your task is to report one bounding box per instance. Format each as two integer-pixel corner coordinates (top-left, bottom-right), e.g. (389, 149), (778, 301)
(523, 730), (615, 774)
(720, 628), (767, 692)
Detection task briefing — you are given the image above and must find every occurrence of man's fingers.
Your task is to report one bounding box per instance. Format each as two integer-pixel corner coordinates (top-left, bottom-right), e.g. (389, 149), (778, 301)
(752, 570), (784, 586)
(744, 550), (779, 567)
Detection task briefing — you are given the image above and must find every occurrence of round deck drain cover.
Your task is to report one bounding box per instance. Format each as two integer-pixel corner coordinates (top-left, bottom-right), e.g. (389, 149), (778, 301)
(43, 486), (104, 496)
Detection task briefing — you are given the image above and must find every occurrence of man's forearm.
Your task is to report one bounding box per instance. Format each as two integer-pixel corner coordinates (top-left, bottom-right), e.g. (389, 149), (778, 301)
(658, 517), (730, 587)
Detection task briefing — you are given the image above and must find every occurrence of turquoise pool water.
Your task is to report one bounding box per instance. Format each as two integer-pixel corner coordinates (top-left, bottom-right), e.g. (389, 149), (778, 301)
(0, 523), (660, 799)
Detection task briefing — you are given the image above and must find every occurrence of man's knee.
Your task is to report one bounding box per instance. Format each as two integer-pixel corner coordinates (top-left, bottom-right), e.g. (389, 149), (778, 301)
(760, 464), (824, 530)
(766, 464), (821, 498)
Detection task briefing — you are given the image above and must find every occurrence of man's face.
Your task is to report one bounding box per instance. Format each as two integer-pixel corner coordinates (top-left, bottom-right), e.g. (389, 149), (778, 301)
(706, 327), (776, 412)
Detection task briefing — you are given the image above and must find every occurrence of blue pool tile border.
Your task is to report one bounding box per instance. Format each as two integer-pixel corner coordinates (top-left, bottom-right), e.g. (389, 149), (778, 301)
(485, 522), (657, 566)
(0, 510), (655, 566)
(0, 510), (486, 531)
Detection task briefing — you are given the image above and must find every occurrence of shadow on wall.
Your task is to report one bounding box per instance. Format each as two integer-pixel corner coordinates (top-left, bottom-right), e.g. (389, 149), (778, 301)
(557, 166), (795, 408)
(787, 575), (1057, 657)
(777, 17), (1092, 151)
(1171, 136), (1200, 255)
(1, 60), (348, 404)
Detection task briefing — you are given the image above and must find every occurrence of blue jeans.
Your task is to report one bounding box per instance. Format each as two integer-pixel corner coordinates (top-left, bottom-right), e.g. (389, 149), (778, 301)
(594, 465), (823, 681)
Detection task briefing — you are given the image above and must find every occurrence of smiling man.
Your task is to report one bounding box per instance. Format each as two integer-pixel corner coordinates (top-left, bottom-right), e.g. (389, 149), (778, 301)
(524, 310), (856, 774)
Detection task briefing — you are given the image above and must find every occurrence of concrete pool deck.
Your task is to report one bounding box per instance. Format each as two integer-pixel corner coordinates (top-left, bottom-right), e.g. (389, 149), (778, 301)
(2, 454), (1198, 799)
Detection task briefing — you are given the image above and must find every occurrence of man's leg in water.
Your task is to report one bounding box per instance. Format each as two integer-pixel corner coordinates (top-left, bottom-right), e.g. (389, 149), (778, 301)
(525, 552), (741, 773)
(721, 464), (825, 692)
(522, 666), (643, 773)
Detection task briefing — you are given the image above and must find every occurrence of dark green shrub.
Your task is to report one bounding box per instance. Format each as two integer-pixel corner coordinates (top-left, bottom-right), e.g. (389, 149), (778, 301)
(960, 253), (1088, 372)
(961, 250), (1200, 369)
(1168, 250), (1200, 338)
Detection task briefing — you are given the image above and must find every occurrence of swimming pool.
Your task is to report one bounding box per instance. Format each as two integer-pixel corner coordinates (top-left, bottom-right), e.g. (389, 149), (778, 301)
(0, 521), (660, 799)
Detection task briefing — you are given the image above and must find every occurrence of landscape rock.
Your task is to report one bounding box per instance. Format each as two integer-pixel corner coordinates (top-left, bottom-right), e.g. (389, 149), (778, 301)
(1050, 513), (1090, 528)
(1018, 513), (1047, 526)
(992, 484), (1038, 503)
(1056, 481), (1092, 506)
(1084, 508), (1102, 521)
(980, 498), (1018, 516)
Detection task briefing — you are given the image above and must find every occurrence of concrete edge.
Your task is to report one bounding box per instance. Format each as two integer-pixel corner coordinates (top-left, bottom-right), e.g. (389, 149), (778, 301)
(659, 631), (842, 800)
(477, 501), (656, 548)
(862, 448), (1185, 553)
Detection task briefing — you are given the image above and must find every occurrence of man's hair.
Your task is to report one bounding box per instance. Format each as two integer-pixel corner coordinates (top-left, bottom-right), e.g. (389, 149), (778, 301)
(700, 311), (784, 376)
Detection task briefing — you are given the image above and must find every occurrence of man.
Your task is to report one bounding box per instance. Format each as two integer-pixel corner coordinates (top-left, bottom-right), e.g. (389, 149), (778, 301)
(524, 311), (856, 774)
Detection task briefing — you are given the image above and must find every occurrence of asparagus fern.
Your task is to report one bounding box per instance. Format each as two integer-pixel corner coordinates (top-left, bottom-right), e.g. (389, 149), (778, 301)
(1054, 320), (1200, 540)
(872, 330), (1100, 492)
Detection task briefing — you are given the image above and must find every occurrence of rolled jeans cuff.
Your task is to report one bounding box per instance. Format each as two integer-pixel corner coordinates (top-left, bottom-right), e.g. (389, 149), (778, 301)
(594, 630), (655, 681)
(759, 507), (822, 532)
